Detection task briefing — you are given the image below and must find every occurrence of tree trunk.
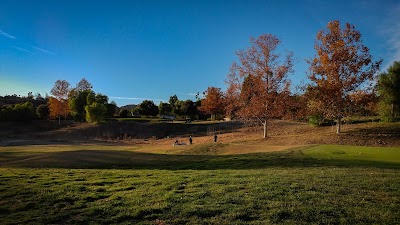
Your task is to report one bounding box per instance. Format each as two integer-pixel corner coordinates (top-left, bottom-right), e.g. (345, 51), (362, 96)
(336, 117), (341, 134)
(211, 114), (216, 121)
(392, 103), (394, 118)
(58, 116), (61, 125)
(263, 120), (267, 138)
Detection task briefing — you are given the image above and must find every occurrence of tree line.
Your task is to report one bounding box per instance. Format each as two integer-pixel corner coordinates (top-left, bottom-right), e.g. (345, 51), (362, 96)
(1, 20), (399, 137)
(200, 20), (399, 137)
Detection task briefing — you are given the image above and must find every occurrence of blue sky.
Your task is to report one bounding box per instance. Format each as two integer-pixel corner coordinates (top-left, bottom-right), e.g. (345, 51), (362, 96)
(1, 0), (399, 106)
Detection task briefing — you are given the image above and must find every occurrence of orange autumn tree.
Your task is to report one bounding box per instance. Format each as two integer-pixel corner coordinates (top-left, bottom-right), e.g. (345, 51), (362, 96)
(226, 34), (294, 138)
(307, 20), (381, 134)
(198, 86), (224, 121)
(48, 79), (71, 124)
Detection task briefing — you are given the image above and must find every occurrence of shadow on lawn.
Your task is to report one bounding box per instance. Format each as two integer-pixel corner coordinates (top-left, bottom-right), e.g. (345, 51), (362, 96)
(1, 149), (399, 170)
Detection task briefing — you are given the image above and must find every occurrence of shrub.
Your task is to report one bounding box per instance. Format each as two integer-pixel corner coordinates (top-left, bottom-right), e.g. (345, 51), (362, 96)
(36, 104), (50, 120)
(0, 102), (35, 121)
(308, 115), (333, 126)
(119, 109), (129, 118)
(85, 103), (107, 123)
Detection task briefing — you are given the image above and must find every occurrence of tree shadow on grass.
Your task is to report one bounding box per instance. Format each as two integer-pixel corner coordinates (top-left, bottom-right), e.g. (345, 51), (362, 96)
(0, 149), (399, 170)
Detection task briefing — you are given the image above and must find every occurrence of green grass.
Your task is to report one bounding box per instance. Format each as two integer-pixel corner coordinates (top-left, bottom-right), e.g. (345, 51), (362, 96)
(0, 144), (399, 224)
(303, 144), (400, 164)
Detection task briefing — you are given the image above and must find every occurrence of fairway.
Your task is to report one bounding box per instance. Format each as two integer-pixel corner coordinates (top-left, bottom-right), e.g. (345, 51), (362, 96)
(0, 143), (399, 224)
(303, 144), (400, 164)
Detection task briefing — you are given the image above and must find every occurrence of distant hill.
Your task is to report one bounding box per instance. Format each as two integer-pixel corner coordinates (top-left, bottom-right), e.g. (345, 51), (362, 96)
(119, 104), (136, 111)
(0, 95), (47, 107)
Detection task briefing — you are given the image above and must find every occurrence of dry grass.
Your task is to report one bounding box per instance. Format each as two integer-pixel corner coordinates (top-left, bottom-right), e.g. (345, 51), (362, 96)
(118, 120), (400, 155)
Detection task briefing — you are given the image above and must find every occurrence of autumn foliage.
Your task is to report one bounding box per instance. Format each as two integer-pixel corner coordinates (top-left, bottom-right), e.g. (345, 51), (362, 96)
(198, 87), (224, 120)
(48, 97), (70, 121)
(307, 20), (381, 133)
(225, 34), (294, 138)
(48, 80), (71, 123)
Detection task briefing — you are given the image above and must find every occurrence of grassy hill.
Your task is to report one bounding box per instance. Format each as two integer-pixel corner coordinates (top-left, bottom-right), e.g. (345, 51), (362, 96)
(0, 120), (399, 224)
(0, 144), (399, 224)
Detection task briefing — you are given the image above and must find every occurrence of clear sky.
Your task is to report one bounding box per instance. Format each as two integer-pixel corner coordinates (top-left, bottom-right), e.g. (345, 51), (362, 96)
(1, 0), (399, 106)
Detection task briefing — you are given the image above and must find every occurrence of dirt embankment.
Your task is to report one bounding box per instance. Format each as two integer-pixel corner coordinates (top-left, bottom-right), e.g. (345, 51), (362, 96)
(0, 120), (242, 145)
(1, 120), (400, 148)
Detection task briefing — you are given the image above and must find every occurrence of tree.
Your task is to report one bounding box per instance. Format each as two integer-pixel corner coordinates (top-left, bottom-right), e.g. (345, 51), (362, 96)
(85, 102), (107, 123)
(307, 20), (381, 133)
(377, 61), (400, 121)
(51, 80), (71, 100)
(226, 34), (294, 138)
(49, 80), (71, 124)
(69, 90), (92, 121)
(95, 93), (108, 105)
(180, 100), (198, 119)
(348, 90), (378, 116)
(224, 81), (240, 119)
(169, 95), (178, 107)
(69, 78), (93, 121)
(169, 95), (181, 116)
(159, 102), (173, 115)
(27, 92), (34, 99)
(35, 93), (44, 100)
(119, 109), (129, 118)
(48, 97), (69, 123)
(0, 102), (35, 121)
(198, 86), (224, 121)
(136, 100), (159, 117)
(36, 104), (50, 120)
(75, 78), (93, 92)
(106, 102), (117, 118)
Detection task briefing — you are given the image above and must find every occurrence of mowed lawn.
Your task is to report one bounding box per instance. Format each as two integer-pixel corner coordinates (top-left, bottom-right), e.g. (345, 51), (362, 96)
(0, 144), (399, 224)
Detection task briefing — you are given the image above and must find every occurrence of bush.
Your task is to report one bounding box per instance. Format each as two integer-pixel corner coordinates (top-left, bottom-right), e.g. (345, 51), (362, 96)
(85, 103), (107, 123)
(119, 109), (129, 118)
(308, 115), (333, 126)
(36, 104), (50, 120)
(0, 102), (35, 121)
(381, 116), (400, 123)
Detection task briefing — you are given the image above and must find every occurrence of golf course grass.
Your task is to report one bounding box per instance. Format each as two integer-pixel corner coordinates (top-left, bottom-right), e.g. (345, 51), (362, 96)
(0, 144), (399, 224)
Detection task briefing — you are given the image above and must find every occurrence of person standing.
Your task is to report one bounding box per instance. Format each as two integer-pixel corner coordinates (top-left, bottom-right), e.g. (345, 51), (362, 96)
(189, 136), (193, 145)
(214, 134), (218, 143)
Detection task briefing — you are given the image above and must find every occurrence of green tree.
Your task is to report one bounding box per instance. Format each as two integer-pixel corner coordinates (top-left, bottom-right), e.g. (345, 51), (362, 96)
(106, 102), (117, 118)
(36, 104), (50, 120)
(159, 102), (173, 115)
(377, 61), (400, 122)
(119, 109), (129, 118)
(69, 90), (92, 121)
(180, 100), (198, 119)
(95, 93), (108, 105)
(136, 100), (159, 117)
(85, 102), (107, 123)
(0, 102), (35, 121)
(86, 91), (96, 105)
(169, 95), (181, 115)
